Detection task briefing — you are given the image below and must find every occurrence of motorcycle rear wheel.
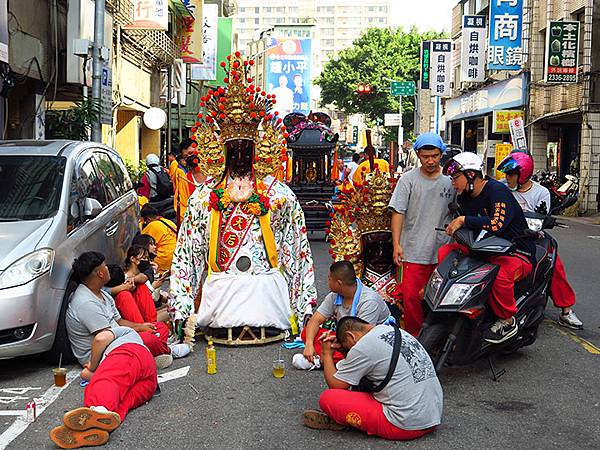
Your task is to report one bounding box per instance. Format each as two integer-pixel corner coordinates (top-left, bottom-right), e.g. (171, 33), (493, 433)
(419, 323), (450, 368)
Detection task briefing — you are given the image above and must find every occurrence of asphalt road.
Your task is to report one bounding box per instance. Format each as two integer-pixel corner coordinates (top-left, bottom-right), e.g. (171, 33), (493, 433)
(1, 221), (599, 450)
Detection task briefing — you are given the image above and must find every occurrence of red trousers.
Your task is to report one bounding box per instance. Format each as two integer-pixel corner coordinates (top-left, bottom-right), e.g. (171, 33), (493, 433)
(319, 389), (435, 441)
(438, 243), (532, 320)
(301, 327), (344, 364)
(84, 343), (157, 422)
(401, 263), (436, 337)
(139, 322), (170, 357)
(115, 284), (156, 323)
(550, 254), (576, 308)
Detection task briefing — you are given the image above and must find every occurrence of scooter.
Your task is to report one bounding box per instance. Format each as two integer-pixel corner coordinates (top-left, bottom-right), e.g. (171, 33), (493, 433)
(533, 170), (579, 211)
(419, 196), (577, 378)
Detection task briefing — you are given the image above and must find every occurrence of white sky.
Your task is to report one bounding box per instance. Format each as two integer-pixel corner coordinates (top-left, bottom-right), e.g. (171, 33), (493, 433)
(389, 0), (457, 33)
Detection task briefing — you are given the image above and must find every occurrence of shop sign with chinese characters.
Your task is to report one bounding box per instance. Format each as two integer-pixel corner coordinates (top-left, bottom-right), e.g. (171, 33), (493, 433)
(180, 0), (203, 63)
(492, 110), (524, 133)
(544, 21), (580, 84)
(125, 0), (168, 31)
(420, 41), (431, 89)
(461, 15), (486, 83)
(487, 0), (523, 70)
(431, 40), (452, 97)
(495, 143), (513, 179)
(191, 4), (218, 81)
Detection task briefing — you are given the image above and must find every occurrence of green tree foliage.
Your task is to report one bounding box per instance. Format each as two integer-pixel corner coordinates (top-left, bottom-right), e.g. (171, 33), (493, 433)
(315, 27), (446, 142)
(45, 100), (101, 141)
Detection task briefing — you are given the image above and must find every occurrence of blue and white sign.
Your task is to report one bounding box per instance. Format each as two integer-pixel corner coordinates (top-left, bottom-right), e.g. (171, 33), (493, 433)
(487, 0), (523, 70)
(266, 38), (312, 116)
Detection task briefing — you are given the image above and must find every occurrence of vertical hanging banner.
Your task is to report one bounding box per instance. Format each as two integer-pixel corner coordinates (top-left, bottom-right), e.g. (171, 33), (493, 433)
(191, 4), (218, 81)
(266, 38), (312, 116)
(181, 0), (203, 63)
(431, 40), (452, 97)
(213, 18), (233, 87)
(461, 15), (486, 83)
(544, 21), (580, 84)
(125, 0), (168, 30)
(420, 41), (431, 89)
(487, 0), (523, 70)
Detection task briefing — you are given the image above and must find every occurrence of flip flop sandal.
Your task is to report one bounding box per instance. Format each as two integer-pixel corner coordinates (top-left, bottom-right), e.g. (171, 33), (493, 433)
(302, 410), (347, 431)
(63, 407), (121, 432)
(49, 425), (109, 449)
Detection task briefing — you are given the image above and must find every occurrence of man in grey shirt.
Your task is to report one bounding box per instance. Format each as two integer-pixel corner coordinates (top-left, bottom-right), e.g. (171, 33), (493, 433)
(294, 261), (392, 370)
(388, 133), (454, 336)
(65, 251), (172, 369)
(49, 326), (158, 449)
(303, 316), (442, 440)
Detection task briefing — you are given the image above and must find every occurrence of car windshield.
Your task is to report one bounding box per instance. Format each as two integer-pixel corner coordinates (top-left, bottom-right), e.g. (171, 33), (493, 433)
(0, 155), (66, 221)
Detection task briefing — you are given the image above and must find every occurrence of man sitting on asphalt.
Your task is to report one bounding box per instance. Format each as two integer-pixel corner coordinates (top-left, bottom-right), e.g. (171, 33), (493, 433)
(66, 251), (185, 370)
(293, 261), (392, 370)
(303, 316), (443, 440)
(49, 326), (157, 449)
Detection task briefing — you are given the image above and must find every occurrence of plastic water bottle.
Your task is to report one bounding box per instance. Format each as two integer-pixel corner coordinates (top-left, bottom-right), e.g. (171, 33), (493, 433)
(289, 313), (299, 336)
(206, 341), (217, 375)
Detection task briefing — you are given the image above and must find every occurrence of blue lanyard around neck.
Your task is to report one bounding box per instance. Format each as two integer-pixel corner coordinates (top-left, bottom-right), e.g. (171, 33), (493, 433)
(335, 278), (362, 316)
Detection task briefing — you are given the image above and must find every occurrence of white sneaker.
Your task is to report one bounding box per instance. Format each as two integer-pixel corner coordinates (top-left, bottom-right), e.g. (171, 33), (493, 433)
(292, 353), (321, 370)
(154, 353), (173, 370)
(169, 343), (192, 359)
(559, 310), (583, 329)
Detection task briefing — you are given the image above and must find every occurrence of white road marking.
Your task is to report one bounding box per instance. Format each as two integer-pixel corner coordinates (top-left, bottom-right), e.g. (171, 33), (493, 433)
(157, 366), (190, 384)
(0, 397), (28, 405)
(587, 236), (600, 240)
(0, 368), (79, 450)
(0, 411), (25, 416)
(0, 388), (41, 395)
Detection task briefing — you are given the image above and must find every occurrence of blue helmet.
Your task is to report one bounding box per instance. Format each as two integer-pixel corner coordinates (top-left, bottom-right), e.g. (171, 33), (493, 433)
(413, 133), (447, 153)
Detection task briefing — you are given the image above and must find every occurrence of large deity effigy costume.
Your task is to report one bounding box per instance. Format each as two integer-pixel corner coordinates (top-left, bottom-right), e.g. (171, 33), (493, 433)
(169, 53), (317, 338)
(327, 162), (402, 314)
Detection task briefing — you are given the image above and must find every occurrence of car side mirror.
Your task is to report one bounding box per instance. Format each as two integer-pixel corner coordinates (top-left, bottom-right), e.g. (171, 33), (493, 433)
(83, 198), (103, 219)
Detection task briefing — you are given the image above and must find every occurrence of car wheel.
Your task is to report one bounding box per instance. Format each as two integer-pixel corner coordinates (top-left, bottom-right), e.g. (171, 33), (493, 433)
(45, 280), (77, 364)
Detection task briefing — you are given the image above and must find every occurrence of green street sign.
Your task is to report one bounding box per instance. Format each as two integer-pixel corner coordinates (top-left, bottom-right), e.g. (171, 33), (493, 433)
(390, 81), (416, 96)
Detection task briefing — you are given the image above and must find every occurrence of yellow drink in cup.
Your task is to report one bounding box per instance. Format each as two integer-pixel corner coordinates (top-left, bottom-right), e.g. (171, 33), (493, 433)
(272, 359), (285, 378)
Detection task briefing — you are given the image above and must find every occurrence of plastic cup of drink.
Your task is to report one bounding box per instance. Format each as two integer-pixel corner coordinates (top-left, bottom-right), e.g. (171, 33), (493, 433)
(53, 368), (67, 387)
(272, 359), (285, 378)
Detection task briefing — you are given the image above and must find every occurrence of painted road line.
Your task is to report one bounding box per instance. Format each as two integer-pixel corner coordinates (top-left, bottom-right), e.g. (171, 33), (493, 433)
(545, 319), (600, 355)
(157, 366), (190, 384)
(0, 368), (79, 450)
(0, 411), (24, 416)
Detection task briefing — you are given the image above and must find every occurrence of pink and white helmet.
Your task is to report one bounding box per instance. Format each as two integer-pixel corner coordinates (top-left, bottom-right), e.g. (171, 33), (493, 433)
(497, 151), (534, 185)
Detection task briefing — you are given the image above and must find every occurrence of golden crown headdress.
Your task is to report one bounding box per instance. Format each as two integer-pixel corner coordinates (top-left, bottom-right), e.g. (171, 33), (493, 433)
(191, 52), (289, 180)
(327, 165), (396, 275)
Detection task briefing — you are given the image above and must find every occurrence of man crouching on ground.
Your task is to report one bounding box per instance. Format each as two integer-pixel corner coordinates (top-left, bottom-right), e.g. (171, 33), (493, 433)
(303, 316), (443, 441)
(49, 326), (157, 448)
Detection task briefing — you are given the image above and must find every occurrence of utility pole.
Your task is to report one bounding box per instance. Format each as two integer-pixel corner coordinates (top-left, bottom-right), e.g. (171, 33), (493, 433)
(91, 0), (105, 142)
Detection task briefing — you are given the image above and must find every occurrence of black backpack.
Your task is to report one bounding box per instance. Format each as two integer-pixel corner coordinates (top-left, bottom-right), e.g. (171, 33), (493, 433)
(148, 166), (174, 200)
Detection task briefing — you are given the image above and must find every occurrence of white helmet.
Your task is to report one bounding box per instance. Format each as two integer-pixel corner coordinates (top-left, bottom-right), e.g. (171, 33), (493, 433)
(145, 153), (160, 167)
(442, 151), (484, 177)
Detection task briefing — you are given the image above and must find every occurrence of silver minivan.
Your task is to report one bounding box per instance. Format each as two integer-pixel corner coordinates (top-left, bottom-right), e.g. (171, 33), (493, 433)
(0, 141), (139, 360)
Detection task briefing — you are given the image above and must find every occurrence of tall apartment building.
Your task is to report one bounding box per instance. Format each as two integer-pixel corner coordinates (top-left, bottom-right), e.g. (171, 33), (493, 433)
(234, 0), (391, 79)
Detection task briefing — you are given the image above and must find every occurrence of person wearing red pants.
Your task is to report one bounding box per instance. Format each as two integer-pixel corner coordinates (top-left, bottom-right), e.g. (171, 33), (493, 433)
(442, 152), (535, 343)
(294, 261), (392, 370)
(497, 151), (583, 329)
(66, 251), (177, 370)
(303, 317), (442, 440)
(389, 133), (454, 336)
(50, 327), (157, 449)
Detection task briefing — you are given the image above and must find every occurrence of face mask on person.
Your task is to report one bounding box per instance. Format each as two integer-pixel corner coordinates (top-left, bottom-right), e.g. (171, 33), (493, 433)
(138, 259), (151, 272)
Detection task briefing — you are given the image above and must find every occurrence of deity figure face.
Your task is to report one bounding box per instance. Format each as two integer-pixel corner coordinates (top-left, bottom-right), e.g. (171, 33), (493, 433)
(361, 231), (394, 275)
(226, 139), (254, 178)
